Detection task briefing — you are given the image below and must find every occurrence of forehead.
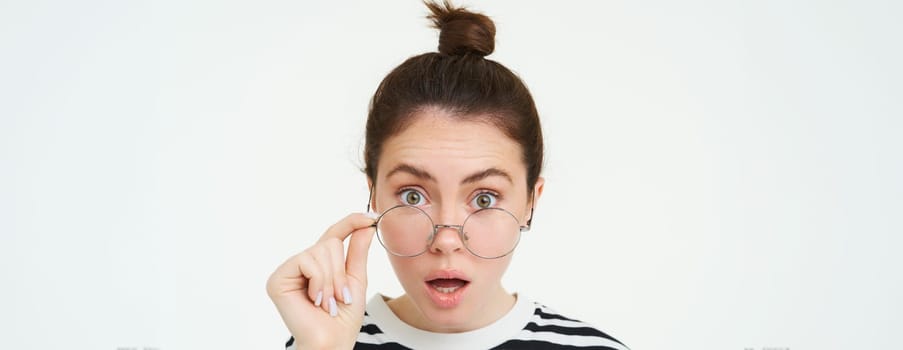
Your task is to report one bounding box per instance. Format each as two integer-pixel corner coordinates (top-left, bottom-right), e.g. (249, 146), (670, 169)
(377, 109), (525, 182)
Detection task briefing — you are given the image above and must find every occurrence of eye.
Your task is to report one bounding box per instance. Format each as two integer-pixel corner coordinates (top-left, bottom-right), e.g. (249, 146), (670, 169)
(399, 189), (425, 206)
(471, 192), (498, 209)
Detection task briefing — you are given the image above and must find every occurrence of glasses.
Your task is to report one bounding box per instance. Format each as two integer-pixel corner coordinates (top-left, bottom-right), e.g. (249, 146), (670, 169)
(366, 189), (535, 259)
(371, 205), (529, 259)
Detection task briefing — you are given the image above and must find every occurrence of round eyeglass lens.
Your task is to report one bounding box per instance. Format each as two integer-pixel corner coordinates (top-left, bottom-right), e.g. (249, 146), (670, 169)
(462, 208), (522, 258)
(376, 206), (434, 257)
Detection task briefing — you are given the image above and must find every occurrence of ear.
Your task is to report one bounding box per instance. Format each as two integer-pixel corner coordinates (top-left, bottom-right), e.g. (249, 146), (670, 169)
(525, 177), (545, 225)
(531, 176), (545, 208)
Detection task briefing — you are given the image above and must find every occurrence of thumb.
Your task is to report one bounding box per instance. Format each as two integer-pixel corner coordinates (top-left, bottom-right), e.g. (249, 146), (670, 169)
(345, 226), (376, 285)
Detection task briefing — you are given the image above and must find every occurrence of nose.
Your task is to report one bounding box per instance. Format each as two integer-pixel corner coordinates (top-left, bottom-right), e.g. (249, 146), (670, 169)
(429, 224), (465, 254)
(428, 208), (466, 254)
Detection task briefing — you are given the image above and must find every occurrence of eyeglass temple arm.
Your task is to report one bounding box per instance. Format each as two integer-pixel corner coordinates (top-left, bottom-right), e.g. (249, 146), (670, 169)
(523, 191), (536, 230)
(366, 187), (377, 228)
(366, 186), (373, 213)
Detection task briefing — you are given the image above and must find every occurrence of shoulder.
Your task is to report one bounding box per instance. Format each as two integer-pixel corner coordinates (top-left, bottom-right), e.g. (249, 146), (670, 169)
(494, 301), (630, 350)
(286, 298), (629, 350)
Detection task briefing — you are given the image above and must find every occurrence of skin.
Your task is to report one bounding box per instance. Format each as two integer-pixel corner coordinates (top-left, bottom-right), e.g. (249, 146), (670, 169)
(266, 107), (544, 348)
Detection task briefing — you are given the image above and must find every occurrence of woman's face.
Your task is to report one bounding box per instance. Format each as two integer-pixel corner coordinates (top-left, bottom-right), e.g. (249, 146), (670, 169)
(371, 108), (543, 332)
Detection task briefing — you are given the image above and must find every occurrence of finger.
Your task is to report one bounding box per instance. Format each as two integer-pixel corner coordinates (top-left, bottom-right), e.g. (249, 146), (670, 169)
(319, 213), (377, 243)
(310, 246), (335, 314)
(266, 251), (322, 304)
(296, 253), (324, 306)
(323, 237), (352, 305)
(345, 225), (376, 285)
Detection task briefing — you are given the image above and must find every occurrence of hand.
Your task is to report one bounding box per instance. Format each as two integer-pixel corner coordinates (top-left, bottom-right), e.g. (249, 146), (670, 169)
(266, 213), (377, 350)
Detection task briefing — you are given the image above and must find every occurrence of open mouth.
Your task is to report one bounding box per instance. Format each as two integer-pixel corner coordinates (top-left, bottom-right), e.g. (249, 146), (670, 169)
(424, 270), (471, 308)
(427, 278), (470, 294)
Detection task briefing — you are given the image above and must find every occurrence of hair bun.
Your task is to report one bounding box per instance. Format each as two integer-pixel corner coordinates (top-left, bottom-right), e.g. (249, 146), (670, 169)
(426, 0), (496, 57)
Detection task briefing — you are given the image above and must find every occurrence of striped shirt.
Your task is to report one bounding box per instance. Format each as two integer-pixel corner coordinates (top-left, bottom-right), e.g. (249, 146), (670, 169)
(286, 294), (628, 350)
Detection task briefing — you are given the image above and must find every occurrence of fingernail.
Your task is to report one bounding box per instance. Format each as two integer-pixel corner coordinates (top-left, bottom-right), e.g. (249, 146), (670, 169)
(314, 290), (323, 307)
(364, 212), (379, 219)
(329, 297), (338, 317)
(342, 286), (352, 305)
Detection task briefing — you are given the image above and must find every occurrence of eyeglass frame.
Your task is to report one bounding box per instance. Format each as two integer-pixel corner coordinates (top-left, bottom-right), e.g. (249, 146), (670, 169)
(366, 187), (536, 259)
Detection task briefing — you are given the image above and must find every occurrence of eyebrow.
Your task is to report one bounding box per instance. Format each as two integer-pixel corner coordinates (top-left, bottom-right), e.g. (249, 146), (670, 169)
(385, 163), (513, 185)
(385, 164), (435, 182)
(461, 167), (513, 185)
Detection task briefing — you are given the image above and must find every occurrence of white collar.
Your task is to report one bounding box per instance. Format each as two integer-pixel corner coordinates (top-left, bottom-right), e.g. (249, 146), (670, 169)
(364, 292), (535, 350)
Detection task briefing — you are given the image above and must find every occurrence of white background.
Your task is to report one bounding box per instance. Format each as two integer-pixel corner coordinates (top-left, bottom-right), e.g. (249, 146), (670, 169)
(1, 0), (900, 349)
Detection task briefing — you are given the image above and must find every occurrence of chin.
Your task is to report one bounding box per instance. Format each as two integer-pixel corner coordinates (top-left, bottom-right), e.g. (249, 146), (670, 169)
(412, 284), (480, 331)
(419, 301), (477, 332)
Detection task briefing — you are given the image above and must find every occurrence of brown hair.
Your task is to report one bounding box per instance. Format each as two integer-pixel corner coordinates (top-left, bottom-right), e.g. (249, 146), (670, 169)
(365, 0), (543, 193)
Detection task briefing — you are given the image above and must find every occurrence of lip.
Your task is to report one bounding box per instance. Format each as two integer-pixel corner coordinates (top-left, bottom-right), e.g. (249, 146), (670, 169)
(423, 269), (471, 309)
(424, 269), (471, 283)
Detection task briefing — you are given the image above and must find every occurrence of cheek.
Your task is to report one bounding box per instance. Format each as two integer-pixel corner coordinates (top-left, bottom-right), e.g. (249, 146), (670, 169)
(485, 256), (514, 279)
(387, 255), (422, 284)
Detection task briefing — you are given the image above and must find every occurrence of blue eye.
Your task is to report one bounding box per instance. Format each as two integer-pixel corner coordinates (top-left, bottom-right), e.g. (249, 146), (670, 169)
(472, 192), (497, 209)
(400, 189), (425, 206)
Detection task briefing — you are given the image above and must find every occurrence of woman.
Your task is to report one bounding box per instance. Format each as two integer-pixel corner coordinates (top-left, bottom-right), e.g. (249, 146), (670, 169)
(266, 1), (629, 349)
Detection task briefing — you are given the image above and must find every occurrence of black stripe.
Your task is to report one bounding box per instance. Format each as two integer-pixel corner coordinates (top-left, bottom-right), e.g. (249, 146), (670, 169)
(523, 322), (622, 344)
(285, 336), (293, 347)
(360, 323), (384, 335)
(491, 339), (623, 350)
(354, 341), (412, 349)
(534, 308), (580, 322)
